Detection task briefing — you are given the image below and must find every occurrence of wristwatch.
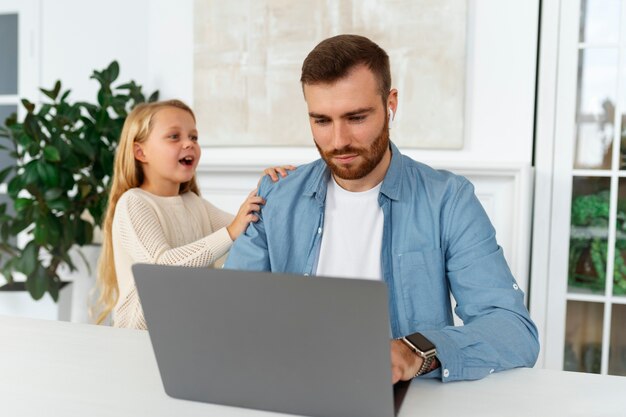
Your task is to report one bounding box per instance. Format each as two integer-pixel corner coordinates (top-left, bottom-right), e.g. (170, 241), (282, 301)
(399, 333), (437, 378)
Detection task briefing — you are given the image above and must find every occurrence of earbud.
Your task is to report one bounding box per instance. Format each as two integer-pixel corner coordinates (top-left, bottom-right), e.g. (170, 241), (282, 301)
(388, 108), (394, 128)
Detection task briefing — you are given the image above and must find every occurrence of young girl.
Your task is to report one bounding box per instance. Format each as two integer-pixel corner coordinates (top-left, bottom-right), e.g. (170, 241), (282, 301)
(95, 99), (292, 329)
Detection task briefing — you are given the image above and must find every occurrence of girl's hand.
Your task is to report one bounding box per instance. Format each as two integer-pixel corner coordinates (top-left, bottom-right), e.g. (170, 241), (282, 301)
(262, 165), (297, 183)
(226, 190), (265, 240)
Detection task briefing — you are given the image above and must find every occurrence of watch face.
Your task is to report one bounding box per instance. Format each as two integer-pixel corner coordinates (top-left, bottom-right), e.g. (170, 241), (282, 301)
(406, 333), (435, 352)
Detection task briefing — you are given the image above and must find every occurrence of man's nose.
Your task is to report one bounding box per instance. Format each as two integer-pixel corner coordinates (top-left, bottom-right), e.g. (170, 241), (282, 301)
(332, 121), (351, 149)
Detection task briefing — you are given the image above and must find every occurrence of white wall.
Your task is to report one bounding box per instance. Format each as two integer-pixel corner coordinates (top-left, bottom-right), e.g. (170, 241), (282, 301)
(37, 0), (194, 105)
(39, 0), (152, 101)
(2, 0), (539, 318)
(33, 0), (538, 167)
(149, 0), (539, 167)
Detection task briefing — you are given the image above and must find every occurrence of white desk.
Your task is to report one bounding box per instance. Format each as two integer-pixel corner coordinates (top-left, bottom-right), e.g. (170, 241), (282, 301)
(1, 315), (624, 417)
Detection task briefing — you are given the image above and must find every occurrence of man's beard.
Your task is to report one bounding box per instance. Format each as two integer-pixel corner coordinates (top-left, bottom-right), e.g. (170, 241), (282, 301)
(314, 118), (390, 181)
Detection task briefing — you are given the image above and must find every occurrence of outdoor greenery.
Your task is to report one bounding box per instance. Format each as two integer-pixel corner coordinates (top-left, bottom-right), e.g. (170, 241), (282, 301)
(568, 189), (626, 295)
(0, 61), (158, 301)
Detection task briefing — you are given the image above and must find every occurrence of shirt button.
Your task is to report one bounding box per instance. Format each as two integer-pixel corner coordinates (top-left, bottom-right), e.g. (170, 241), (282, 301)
(489, 369), (495, 374)
(443, 369), (450, 378)
(317, 227), (322, 234)
(513, 283), (519, 290)
(304, 273), (309, 276)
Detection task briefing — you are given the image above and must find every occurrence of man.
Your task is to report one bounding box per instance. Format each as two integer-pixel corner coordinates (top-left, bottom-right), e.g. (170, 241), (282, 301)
(225, 34), (539, 383)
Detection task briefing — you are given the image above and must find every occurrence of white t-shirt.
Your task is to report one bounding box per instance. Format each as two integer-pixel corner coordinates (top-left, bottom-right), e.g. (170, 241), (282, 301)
(315, 176), (384, 280)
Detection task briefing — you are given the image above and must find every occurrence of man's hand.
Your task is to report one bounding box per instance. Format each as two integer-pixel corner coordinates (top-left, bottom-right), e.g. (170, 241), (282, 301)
(390, 339), (423, 384)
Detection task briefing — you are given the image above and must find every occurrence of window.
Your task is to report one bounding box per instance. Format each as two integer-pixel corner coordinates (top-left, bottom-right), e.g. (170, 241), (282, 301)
(0, 12), (19, 228)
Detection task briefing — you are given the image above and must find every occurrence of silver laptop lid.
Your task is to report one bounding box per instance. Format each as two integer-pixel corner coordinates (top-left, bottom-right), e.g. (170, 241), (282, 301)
(133, 264), (395, 417)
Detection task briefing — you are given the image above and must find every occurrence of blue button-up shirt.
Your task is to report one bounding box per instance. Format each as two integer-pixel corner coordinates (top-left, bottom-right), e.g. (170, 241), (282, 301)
(225, 142), (539, 382)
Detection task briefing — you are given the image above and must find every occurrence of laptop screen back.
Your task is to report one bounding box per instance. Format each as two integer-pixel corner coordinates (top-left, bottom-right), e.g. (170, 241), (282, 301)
(133, 264), (395, 417)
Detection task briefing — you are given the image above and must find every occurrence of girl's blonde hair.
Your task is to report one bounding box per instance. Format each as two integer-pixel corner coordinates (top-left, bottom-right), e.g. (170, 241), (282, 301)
(93, 99), (199, 325)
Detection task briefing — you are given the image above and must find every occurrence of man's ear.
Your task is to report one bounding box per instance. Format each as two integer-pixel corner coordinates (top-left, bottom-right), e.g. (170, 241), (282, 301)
(134, 143), (147, 162)
(387, 88), (398, 116)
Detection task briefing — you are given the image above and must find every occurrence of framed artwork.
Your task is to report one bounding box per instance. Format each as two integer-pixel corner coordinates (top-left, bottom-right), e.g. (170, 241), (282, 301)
(194, 0), (467, 149)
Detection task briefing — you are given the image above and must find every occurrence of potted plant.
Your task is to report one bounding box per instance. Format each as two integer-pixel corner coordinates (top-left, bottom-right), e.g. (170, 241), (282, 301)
(0, 61), (158, 303)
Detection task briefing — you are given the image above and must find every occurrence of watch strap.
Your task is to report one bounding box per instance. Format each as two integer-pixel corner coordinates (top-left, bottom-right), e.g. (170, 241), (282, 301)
(415, 355), (435, 377)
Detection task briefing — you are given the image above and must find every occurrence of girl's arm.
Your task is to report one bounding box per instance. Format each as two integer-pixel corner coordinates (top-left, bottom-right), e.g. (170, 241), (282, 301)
(116, 192), (232, 267)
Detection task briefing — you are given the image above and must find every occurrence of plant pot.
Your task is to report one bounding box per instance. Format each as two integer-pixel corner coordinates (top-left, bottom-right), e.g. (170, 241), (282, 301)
(0, 281), (72, 321)
(57, 244), (101, 324)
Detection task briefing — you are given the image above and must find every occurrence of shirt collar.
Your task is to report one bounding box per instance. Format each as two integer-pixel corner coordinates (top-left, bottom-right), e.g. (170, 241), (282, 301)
(380, 141), (403, 201)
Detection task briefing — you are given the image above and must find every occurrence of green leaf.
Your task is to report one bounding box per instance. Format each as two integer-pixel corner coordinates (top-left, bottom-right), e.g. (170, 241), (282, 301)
(60, 89), (71, 102)
(40, 88), (55, 100)
(47, 199), (70, 212)
(18, 241), (39, 276)
(116, 81), (135, 90)
(43, 145), (61, 162)
(34, 218), (52, 245)
(0, 166), (13, 183)
(23, 113), (45, 143)
(2, 111), (17, 129)
(7, 175), (24, 197)
(9, 217), (31, 235)
(70, 136), (96, 159)
(76, 219), (94, 246)
(97, 89), (107, 107)
(1, 258), (16, 283)
(17, 132), (34, 148)
(47, 277), (60, 301)
(148, 90), (160, 103)
(14, 198), (33, 212)
(108, 61), (120, 82)
(24, 161), (40, 185)
(21, 98), (35, 113)
(48, 216), (62, 246)
(37, 103), (53, 119)
(40, 80), (61, 101)
(1, 219), (12, 242)
(36, 161), (60, 188)
(99, 150), (114, 178)
(53, 81), (61, 99)
(25, 265), (48, 300)
(44, 188), (64, 201)
(90, 69), (104, 85)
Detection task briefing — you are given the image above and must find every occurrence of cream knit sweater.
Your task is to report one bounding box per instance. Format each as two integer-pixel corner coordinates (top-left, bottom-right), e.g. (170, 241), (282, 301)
(112, 188), (234, 330)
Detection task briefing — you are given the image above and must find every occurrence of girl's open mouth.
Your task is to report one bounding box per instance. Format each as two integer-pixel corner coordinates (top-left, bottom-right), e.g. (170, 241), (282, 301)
(179, 156), (194, 166)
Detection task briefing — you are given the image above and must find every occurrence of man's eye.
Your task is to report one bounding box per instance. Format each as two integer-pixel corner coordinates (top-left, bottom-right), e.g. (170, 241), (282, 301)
(314, 119), (330, 125)
(349, 115), (366, 122)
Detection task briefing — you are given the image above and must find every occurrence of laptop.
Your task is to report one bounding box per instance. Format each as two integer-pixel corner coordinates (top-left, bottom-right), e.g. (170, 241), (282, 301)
(132, 264), (410, 417)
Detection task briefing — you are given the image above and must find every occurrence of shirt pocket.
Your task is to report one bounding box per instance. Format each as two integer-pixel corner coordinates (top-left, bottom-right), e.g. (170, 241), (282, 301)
(396, 249), (449, 330)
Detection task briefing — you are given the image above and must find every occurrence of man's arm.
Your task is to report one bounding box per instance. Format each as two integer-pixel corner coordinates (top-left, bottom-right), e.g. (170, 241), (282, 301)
(416, 178), (539, 382)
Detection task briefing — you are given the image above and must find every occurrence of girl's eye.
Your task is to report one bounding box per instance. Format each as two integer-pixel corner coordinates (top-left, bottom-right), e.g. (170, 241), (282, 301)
(191, 135), (199, 142)
(169, 134), (180, 140)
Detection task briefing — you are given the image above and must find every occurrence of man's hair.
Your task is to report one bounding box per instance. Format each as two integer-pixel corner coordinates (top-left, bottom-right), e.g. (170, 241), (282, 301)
(300, 34), (391, 104)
